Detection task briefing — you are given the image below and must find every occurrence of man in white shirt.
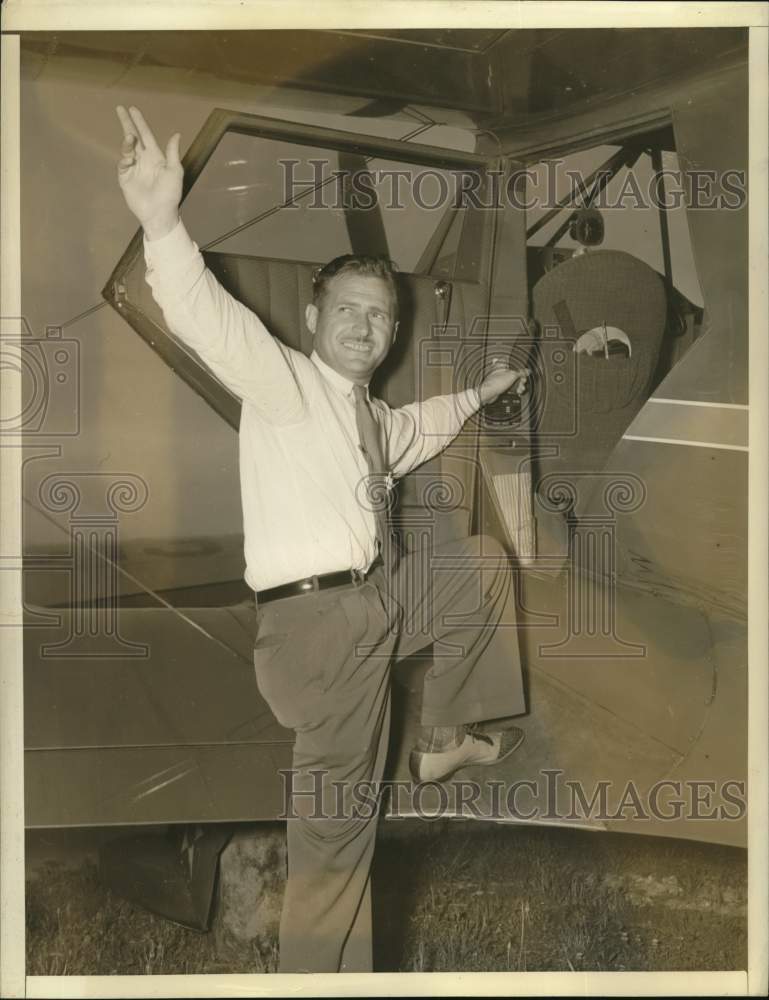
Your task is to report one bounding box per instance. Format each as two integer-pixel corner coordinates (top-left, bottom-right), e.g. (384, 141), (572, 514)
(116, 105), (527, 973)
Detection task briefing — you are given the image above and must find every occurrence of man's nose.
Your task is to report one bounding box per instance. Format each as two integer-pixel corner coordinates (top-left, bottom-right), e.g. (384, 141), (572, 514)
(353, 315), (372, 337)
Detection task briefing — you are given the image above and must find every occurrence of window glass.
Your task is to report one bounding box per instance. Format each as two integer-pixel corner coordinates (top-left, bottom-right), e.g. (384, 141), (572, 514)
(364, 155), (459, 272)
(526, 145), (621, 244)
(182, 131), (471, 273)
(526, 145), (703, 306)
(182, 132), (354, 262)
(430, 206), (467, 278)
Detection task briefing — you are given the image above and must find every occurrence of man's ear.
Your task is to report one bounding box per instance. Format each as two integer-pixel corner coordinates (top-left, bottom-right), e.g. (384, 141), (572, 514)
(305, 302), (318, 335)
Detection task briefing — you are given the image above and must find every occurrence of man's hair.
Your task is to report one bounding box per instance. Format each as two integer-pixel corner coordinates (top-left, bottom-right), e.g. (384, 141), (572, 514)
(312, 254), (400, 321)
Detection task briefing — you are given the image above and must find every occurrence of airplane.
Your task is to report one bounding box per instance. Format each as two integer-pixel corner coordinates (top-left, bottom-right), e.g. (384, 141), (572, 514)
(16, 26), (749, 929)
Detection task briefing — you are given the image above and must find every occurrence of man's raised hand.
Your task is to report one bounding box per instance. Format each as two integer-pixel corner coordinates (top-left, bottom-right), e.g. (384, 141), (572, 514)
(116, 106), (182, 241)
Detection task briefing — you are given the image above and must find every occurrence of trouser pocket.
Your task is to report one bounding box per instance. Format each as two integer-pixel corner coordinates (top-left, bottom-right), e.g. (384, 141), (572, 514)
(253, 589), (374, 731)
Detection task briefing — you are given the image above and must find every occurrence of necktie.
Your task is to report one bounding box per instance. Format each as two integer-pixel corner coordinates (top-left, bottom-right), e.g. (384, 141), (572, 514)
(352, 383), (395, 572)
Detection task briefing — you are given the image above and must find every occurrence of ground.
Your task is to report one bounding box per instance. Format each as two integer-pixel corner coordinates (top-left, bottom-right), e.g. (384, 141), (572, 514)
(26, 819), (746, 975)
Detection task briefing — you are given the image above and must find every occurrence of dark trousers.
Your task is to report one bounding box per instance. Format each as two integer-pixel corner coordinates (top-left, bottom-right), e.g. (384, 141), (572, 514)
(252, 533), (525, 973)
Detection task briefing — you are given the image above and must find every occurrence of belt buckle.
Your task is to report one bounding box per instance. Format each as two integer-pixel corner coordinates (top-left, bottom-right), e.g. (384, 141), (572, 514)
(351, 568), (365, 586)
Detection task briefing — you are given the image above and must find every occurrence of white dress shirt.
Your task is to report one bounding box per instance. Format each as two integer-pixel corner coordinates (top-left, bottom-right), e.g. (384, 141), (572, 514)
(144, 221), (481, 591)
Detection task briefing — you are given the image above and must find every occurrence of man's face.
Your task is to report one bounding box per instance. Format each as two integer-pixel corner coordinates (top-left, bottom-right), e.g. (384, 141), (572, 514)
(305, 272), (398, 385)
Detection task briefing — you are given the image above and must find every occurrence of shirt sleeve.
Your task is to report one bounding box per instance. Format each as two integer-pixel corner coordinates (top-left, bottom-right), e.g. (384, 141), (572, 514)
(143, 220), (304, 422)
(378, 388), (481, 478)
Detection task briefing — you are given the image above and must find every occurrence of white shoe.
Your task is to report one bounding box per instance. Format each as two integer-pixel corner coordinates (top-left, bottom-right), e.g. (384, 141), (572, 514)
(409, 726), (525, 783)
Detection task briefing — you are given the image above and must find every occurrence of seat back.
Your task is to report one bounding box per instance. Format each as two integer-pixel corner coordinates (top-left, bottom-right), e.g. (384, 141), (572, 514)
(531, 250), (667, 513)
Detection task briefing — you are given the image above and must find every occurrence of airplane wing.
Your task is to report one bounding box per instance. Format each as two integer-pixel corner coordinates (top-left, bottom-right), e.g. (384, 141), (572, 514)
(24, 603), (294, 827)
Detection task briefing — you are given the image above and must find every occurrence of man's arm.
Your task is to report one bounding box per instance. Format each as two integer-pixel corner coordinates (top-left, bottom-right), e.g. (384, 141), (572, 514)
(380, 389), (479, 478)
(143, 222), (304, 419)
(116, 106), (303, 420)
(381, 368), (529, 478)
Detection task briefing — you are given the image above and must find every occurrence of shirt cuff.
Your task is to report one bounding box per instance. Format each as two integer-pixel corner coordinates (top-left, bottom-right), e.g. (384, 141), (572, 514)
(143, 218), (198, 268)
(456, 386), (482, 420)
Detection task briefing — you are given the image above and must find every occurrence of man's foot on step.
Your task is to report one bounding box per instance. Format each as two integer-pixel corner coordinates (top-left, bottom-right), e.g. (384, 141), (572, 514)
(409, 725), (525, 783)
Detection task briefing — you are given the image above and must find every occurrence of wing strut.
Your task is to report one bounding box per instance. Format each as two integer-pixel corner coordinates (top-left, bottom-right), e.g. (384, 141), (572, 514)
(526, 145), (634, 243)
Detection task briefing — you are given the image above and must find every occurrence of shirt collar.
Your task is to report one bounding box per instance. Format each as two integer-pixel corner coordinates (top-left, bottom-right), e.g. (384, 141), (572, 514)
(310, 350), (370, 400)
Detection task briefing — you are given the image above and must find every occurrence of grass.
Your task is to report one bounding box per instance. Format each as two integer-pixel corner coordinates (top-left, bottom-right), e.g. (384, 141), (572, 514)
(26, 820), (746, 975)
(26, 860), (277, 976)
(373, 821), (746, 972)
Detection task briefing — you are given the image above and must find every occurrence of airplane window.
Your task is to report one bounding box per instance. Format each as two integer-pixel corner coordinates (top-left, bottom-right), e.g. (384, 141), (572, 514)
(526, 145), (622, 243)
(181, 131), (463, 273)
(182, 132), (355, 262)
(364, 155), (458, 272)
(429, 206), (467, 278)
(524, 132), (707, 394)
(526, 144), (704, 307)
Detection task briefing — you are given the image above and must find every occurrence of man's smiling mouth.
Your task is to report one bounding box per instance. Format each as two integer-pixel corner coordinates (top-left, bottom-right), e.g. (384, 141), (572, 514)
(342, 340), (373, 353)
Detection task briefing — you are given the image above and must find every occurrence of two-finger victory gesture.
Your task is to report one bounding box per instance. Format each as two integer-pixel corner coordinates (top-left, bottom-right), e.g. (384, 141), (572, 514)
(116, 105), (183, 241)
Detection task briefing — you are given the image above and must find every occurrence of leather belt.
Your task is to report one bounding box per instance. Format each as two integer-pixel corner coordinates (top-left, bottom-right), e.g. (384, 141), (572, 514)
(257, 559), (380, 607)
